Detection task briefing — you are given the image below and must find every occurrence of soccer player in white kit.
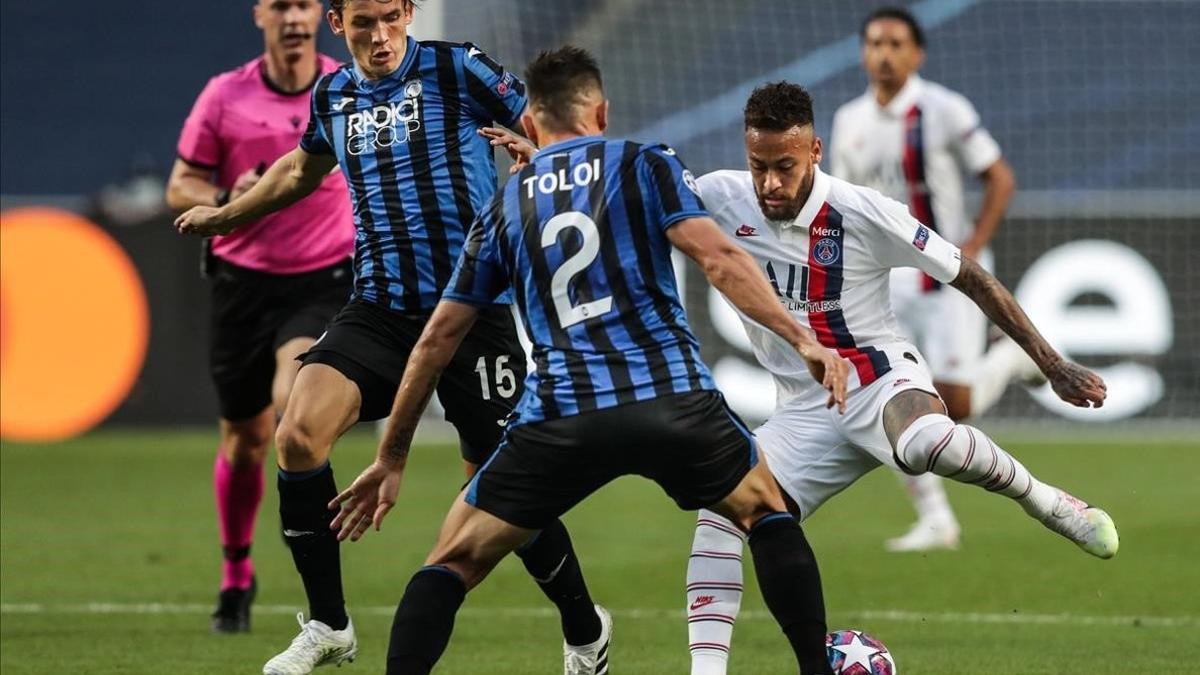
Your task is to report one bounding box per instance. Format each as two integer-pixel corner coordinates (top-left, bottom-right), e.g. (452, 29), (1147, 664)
(829, 7), (1035, 552)
(684, 82), (1118, 675)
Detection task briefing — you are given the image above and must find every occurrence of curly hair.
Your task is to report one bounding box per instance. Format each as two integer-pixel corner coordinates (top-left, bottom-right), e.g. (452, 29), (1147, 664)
(743, 81), (814, 132)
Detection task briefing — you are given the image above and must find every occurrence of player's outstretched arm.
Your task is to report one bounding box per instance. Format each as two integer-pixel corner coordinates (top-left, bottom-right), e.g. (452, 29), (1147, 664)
(174, 147), (337, 237)
(668, 216), (849, 411)
(328, 300), (481, 542)
(950, 257), (1106, 408)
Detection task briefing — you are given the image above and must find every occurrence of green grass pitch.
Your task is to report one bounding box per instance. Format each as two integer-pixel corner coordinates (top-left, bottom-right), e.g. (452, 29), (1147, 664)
(2, 429), (1198, 673)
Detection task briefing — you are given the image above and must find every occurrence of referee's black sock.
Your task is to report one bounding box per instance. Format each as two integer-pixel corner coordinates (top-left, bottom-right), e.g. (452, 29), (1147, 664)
(515, 518), (602, 646)
(748, 513), (832, 675)
(278, 463), (349, 631)
(387, 566), (467, 675)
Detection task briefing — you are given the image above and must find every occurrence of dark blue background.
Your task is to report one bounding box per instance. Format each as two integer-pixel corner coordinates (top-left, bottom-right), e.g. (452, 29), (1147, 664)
(2, 1), (1196, 194)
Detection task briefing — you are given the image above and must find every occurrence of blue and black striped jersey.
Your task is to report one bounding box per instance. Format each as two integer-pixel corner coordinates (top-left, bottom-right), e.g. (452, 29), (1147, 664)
(301, 38), (526, 312)
(445, 135), (716, 424)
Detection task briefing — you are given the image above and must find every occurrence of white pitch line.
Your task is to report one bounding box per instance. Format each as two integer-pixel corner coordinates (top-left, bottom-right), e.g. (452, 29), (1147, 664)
(1, 603), (1194, 629)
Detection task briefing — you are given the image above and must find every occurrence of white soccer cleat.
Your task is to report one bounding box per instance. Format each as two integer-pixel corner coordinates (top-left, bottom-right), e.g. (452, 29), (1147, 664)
(1037, 490), (1119, 559)
(885, 517), (961, 552)
(563, 605), (612, 675)
(262, 613), (357, 675)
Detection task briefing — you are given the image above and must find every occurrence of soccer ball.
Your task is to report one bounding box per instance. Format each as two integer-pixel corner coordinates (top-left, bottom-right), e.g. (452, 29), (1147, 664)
(826, 629), (897, 674)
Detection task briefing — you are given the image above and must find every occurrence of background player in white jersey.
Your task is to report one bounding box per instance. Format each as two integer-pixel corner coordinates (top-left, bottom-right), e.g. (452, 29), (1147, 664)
(829, 6), (1035, 552)
(684, 82), (1118, 675)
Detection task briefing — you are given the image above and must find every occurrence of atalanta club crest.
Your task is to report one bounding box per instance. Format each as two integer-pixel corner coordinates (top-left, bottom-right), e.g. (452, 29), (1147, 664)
(814, 237), (840, 266)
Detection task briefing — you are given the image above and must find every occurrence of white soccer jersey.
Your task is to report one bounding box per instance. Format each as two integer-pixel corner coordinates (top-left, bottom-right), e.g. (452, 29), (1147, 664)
(697, 167), (961, 406)
(829, 75), (1000, 248)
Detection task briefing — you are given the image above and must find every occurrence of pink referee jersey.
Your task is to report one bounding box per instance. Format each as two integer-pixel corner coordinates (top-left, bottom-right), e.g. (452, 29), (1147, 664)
(177, 54), (354, 274)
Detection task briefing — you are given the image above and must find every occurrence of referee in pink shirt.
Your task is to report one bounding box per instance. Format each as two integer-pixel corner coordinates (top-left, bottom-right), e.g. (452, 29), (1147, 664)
(165, 0), (353, 634)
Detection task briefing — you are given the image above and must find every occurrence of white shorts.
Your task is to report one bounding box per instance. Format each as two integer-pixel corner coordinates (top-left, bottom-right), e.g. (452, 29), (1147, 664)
(889, 249), (992, 385)
(755, 361), (939, 520)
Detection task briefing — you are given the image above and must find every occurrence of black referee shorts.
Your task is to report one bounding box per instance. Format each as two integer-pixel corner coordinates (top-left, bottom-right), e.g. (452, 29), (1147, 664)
(208, 257), (352, 421)
(465, 391), (758, 530)
(299, 299), (526, 464)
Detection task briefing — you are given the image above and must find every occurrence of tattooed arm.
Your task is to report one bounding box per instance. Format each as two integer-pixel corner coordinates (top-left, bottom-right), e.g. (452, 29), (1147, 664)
(950, 257), (1106, 408)
(328, 300), (480, 542)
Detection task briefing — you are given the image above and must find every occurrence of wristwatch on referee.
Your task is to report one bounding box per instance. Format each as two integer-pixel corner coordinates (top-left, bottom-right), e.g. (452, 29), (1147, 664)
(214, 188), (231, 207)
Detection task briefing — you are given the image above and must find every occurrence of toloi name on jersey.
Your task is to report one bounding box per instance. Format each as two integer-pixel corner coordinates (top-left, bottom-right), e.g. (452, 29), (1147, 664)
(522, 158), (602, 198)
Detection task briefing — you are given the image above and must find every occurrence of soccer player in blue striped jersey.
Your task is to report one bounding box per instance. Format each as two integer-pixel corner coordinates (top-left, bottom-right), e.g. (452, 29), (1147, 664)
(176, 3), (603, 673)
(330, 46), (851, 675)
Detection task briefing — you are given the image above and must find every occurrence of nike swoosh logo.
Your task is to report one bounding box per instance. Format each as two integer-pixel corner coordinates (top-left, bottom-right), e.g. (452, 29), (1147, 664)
(332, 98), (354, 111)
(467, 47), (482, 58)
(283, 529), (316, 538)
(532, 555), (569, 584)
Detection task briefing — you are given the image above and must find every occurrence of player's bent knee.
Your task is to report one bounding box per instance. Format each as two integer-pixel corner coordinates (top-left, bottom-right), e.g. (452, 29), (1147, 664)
(220, 412), (273, 468)
(274, 421), (327, 470)
(722, 461), (789, 530)
(226, 440), (269, 470)
(423, 546), (495, 590)
(894, 413), (968, 477)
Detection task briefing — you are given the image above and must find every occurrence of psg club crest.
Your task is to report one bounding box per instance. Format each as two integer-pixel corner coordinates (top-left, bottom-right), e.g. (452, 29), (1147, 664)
(814, 237), (841, 266)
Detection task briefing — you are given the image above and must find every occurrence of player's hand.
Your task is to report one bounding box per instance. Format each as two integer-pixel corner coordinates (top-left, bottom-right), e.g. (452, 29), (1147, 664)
(327, 459), (405, 542)
(796, 343), (850, 413)
(229, 168), (263, 201)
(479, 126), (536, 174)
(1044, 360), (1107, 408)
(174, 205), (233, 236)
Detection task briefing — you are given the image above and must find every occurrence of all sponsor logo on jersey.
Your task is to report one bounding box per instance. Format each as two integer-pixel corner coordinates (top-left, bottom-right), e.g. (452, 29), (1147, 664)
(345, 80), (422, 156)
(765, 260), (844, 314)
(813, 237), (840, 265)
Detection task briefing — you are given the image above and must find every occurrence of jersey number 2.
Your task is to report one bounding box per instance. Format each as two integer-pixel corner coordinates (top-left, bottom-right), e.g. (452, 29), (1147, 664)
(541, 212), (614, 328)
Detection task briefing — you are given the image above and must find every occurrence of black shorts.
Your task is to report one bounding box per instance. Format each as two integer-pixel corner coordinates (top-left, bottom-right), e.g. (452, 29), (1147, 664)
(209, 257), (352, 421)
(465, 390), (758, 530)
(299, 299), (526, 463)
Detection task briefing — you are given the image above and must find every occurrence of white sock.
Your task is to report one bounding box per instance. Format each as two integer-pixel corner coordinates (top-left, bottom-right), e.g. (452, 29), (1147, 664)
(687, 510), (746, 675)
(900, 472), (958, 529)
(896, 415), (1057, 519)
(970, 338), (1029, 415)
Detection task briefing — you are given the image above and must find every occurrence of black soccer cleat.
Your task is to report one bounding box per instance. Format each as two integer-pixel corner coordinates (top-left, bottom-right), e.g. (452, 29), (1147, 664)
(211, 575), (257, 634)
